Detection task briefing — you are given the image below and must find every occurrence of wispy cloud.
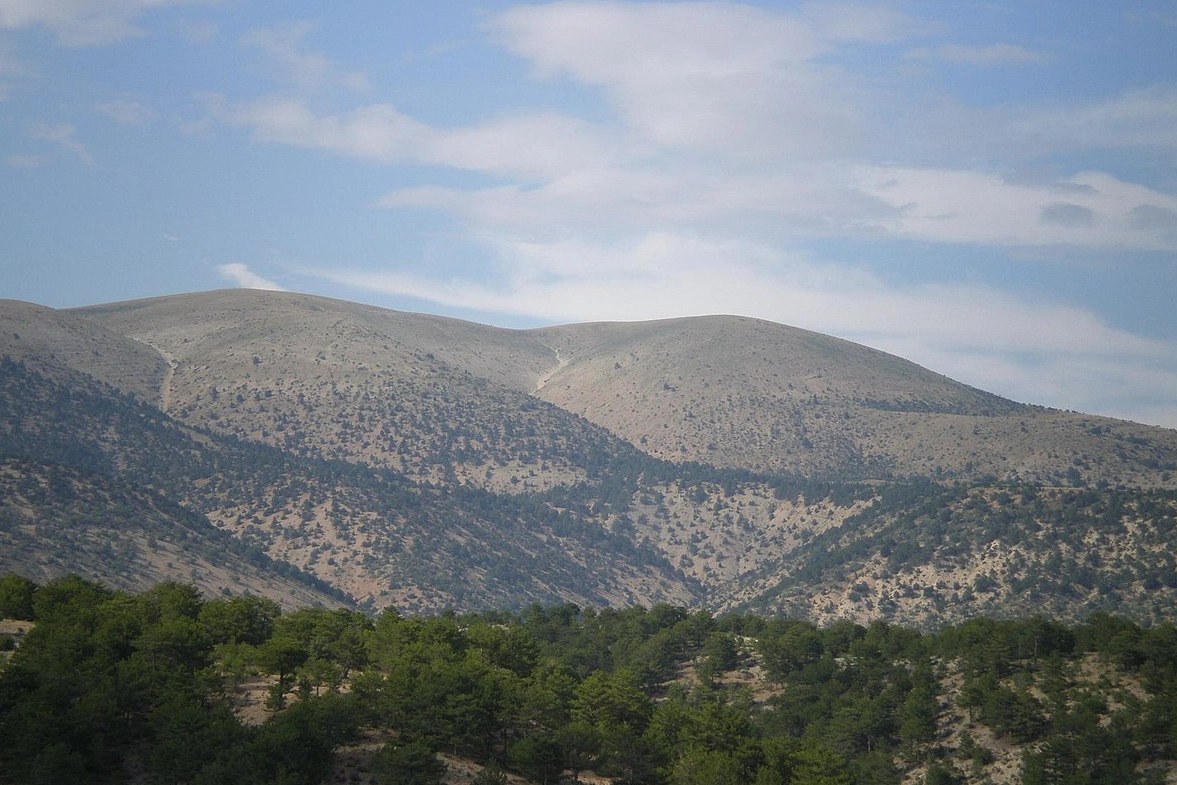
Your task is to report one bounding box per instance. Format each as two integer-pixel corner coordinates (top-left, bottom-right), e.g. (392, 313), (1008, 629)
(489, 1), (869, 160)
(0, 38), (32, 99)
(227, 94), (623, 181)
(0, 0), (231, 47)
(198, 2), (1177, 426)
(1013, 84), (1177, 151)
(97, 96), (156, 126)
(304, 230), (1177, 425)
(216, 263), (286, 291)
(242, 21), (369, 93)
(226, 96), (429, 161)
(29, 122), (94, 165)
(218, 5), (1175, 256)
(798, 2), (926, 43)
(308, 231), (1157, 355)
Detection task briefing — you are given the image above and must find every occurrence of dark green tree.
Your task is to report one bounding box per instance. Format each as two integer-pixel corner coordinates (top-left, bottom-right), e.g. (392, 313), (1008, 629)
(0, 572), (36, 620)
(510, 734), (565, 785)
(198, 595), (280, 646)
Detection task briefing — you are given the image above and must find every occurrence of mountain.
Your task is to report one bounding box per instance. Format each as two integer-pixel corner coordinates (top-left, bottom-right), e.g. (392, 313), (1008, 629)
(74, 290), (1177, 488)
(530, 315), (1176, 487)
(0, 456), (346, 611)
(2, 289), (1176, 624)
(0, 354), (692, 612)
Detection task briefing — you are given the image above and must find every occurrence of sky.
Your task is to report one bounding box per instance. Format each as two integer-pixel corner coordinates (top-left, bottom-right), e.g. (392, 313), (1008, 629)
(1, 1), (1175, 428)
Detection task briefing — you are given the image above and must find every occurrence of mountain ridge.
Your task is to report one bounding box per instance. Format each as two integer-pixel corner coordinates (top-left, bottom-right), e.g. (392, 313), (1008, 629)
(70, 289), (1177, 488)
(3, 288), (1177, 623)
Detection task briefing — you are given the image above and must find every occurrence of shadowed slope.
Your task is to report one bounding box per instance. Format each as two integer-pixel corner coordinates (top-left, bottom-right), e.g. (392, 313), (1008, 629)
(0, 355), (696, 612)
(76, 291), (613, 491)
(0, 299), (169, 404)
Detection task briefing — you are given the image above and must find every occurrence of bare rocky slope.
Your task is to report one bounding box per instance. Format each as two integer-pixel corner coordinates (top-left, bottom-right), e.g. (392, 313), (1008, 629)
(73, 289), (1177, 489)
(530, 316), (1177, 487)
(2, 289), (1177, 623)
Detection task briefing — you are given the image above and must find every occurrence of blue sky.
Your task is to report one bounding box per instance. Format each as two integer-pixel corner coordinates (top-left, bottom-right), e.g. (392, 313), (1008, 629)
(1, 1), (1175, 428)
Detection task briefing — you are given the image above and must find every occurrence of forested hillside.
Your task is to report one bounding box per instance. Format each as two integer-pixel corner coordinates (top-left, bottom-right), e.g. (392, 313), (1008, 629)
(3, 576), (1177, 785)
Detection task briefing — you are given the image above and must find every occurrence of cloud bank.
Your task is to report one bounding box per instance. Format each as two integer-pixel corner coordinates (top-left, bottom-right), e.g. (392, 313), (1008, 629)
(6, 1), (1172, 426)
(210, 2), (1177, 425)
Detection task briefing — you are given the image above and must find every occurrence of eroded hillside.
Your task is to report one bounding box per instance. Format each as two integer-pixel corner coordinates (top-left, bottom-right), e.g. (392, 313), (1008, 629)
(2, 289), (1177, 622)
(70, 290), (1177, 489)
(0, 357), (696, 612)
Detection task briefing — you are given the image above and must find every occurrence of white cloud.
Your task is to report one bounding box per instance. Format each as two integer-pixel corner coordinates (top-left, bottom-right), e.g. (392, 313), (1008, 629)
(376, 160), (1177, 252)
(228, 95), (625, 181)
(874, 339), (1177, 428)
(302, 228), (1175, 425)
(0, 39), (27, 75)
(242, 21), (369, 93)
(492, 2), (822, 82)
(301, 231), (1147, 361)
(376, 162), (886, 240)
(799, 2), (924, 43)
(205, 2), (1177, 426)
(0, 38), (31, 99)
(218, 7), (1174, 256)
(489, 1), (872, 160)
(429, 112), (628, 181)
(228, 96), (429, 161)
(216, 263), (286, 291)
(0, 0), (229, 46)
(854, 167), (1177, 250)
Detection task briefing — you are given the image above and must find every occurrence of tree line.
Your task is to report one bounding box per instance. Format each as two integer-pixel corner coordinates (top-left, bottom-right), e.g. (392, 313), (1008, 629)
(2, 573), (1176, 784)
